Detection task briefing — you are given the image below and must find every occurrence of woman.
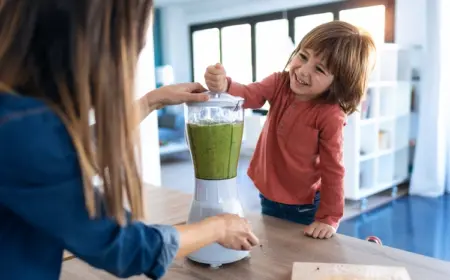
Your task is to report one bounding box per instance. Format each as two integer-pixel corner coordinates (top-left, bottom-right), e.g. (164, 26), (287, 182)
(0, 1), (259, 280)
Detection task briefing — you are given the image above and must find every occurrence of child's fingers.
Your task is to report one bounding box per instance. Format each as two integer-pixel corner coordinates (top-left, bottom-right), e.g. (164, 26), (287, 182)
(303, 225), (315, 237)
(305, 224), (321, 238)
(206, 65), (225, 75)
(205, 79), (222, 88)
(204, 72), (224, 81)
(317, 228), (328, 239)
(311, 227), (322, 238)
(325, 230), (334, 239)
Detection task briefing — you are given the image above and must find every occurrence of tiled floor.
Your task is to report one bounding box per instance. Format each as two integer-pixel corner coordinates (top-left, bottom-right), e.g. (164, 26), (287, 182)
(160, 152), (450, 263)
(338, 194), (450, 262)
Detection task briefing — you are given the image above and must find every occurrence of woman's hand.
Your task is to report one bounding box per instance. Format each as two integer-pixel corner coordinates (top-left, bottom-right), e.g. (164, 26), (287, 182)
(147, 82), (210, 106)
(214, 214), (259, 251)
(303, 221), (336, 239)
(140, 82), (210, 120)
(174, 213), (259, 258)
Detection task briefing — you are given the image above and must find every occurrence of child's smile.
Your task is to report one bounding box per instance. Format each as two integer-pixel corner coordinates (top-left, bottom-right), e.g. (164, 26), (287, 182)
(288, 48), (334, 100)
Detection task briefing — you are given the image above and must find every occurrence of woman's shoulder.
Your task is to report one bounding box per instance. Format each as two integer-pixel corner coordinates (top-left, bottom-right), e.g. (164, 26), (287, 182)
(0, 92), (49, 119)
(0, 93), (64, 135)
(0, 93), (79, 184)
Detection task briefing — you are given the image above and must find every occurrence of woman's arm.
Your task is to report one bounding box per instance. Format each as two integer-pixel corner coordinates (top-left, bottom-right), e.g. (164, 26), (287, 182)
(139, 82), (209, 122)
(0, 104), (257, 279)
(174, 218), (223, 258)
(0, 108), (217, 279)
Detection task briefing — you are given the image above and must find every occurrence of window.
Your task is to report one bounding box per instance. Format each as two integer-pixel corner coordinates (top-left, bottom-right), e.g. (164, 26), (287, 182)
(255, 19), (290, 81)
(294, 12), (334, 44)
(339, 5), (386, 44)
(192, 28), (220, 83)
(221, 24), (253, 84)
(189, 0), (395, 105)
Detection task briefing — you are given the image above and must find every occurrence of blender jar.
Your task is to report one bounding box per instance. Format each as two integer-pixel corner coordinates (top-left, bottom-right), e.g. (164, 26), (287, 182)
(185, 92), (245, 180)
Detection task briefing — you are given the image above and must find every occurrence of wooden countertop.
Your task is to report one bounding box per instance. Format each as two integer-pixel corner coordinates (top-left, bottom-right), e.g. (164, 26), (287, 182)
(63, 185), (192, 261)
(61, 214), (450, 280)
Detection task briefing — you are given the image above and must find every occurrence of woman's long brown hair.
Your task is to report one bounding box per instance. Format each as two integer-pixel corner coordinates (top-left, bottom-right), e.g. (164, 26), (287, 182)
(0, 0), (154, 225)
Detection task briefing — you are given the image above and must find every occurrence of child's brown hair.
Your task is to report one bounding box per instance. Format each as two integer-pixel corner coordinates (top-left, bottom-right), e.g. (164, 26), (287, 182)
(285, 21), (376, 115)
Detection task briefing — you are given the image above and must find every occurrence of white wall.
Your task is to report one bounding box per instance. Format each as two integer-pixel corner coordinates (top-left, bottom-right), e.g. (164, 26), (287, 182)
(183, 0), (341, 24)
(159, 0), (428, 83)
(136, 24), (162, 186)
(395, 0), (426, 47)
(160, 7), (191, 83)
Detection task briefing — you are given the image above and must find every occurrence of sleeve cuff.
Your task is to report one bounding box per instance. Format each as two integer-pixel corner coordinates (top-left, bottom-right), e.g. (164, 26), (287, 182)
(145, 225), (180, 279)
(315, 216), (340, 229)
(226, 77), (232, 92)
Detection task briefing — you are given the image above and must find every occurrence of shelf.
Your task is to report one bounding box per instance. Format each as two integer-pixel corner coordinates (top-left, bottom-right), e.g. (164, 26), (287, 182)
(368, 81), (409, 88)
(373, 44), (412, 82)
(359, 122), (377, 158)
(358, 177), (407, 199)
(360, 87), (376, 120)
(344, 43), (413, 201)
(377, 153), (394, 185)
(394, 147), (410, 181)
(395, 115), (410, 150)
(359, 159), (375, 190)
(360, 117), (377, 126)
(378, 119), (394, 151)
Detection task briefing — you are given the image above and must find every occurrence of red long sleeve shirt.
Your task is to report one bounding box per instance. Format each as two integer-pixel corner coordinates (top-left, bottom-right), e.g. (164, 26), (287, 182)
(227, 72), (346, 228)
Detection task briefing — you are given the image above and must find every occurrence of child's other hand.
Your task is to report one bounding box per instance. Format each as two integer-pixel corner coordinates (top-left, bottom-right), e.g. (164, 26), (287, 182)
(204, 63), (228, 92)
(304, 221), (336, 239)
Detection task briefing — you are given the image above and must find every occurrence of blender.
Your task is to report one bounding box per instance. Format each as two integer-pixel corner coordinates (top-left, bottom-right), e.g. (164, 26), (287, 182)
(184, 91), (248, 268)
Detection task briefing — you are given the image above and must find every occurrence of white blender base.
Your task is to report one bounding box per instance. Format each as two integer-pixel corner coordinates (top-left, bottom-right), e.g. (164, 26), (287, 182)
(187, 244), (250, 268)
(187, 177), (250, 267)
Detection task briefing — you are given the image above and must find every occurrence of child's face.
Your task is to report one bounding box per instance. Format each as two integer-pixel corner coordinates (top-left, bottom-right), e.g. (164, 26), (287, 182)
(288, 48), (334, 99)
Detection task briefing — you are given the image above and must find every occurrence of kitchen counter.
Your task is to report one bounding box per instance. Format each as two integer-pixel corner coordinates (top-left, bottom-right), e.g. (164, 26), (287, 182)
(61, 208), (450, 280)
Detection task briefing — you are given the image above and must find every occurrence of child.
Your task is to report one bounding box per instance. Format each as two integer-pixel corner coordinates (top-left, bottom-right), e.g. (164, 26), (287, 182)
(204, 21), (376, 239)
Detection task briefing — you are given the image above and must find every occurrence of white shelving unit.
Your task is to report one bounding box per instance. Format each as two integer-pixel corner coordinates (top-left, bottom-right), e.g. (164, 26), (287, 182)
(343, 44), (412, 207)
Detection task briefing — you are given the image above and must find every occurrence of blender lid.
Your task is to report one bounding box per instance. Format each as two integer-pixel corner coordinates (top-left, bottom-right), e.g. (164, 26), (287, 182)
(186, 91), (244, 108)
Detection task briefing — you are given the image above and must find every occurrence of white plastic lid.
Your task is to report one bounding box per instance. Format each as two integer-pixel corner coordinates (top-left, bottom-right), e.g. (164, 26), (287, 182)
(186, 91), (244, 108)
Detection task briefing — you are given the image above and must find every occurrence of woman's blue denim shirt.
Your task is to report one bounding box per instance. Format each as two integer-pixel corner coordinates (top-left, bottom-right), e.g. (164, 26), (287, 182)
(0, 93), (179, 279)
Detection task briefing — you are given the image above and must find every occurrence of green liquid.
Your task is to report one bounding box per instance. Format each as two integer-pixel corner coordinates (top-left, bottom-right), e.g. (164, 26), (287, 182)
(186, 122), (244, 180)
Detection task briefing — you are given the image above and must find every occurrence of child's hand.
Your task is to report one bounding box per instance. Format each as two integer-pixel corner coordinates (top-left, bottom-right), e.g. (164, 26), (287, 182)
(304, 221), (336, 239)
(204, 63), (228, 92)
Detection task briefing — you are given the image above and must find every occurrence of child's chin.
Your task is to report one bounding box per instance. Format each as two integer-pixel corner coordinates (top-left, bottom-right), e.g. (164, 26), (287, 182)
(292, 90), (317, 101)
(291, 87), (308, 96)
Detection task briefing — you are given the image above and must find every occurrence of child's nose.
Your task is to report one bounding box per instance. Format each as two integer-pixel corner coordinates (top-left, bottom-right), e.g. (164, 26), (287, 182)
(297, 67), (311, 79)
(304, 61), (316, 73)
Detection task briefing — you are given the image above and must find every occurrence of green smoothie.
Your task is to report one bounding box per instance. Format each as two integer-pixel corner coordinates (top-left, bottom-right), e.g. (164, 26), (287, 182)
(186, 122), (244, 180)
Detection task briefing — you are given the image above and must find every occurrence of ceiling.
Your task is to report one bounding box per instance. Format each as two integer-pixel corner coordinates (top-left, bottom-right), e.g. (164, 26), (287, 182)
(154, 0), (203, 7)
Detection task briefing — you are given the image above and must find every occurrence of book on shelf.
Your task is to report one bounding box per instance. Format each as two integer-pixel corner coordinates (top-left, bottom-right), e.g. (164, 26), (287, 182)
(378, 130), (390, 150)
(360, 88), (373, 119)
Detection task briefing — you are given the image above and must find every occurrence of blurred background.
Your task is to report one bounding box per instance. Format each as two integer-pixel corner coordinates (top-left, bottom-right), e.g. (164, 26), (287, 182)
(137, 0), (449, 262)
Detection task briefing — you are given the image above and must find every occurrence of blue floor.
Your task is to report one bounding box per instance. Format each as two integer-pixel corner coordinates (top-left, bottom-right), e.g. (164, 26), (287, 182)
(338, 194), (450, 262)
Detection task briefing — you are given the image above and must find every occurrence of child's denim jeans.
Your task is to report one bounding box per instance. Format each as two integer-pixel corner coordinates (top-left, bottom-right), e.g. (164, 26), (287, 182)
(259, 192), (320, 225)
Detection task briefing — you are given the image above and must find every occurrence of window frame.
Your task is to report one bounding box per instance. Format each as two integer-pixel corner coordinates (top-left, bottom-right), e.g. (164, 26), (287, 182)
(189, 0), (395, 82)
